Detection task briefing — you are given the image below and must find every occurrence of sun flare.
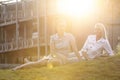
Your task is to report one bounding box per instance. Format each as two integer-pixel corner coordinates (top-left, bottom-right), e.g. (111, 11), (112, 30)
(57, 0), (96, 17)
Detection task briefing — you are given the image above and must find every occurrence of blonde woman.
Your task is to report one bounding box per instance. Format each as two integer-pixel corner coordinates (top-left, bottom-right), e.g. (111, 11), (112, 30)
(79, 23), (114, 60)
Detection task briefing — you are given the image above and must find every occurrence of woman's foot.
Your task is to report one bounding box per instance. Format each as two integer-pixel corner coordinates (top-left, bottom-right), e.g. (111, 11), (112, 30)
(24, 58), (30, 63)
(11, 67), (17, 71)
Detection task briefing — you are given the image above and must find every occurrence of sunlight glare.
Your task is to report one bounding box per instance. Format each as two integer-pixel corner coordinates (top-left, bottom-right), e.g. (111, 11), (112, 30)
(57, 0), (95, 17)
(47, 62), (53, 69)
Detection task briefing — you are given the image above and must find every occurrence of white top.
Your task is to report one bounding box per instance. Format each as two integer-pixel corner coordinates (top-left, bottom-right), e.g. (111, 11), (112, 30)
(80, 35), (114, 59)
(50, 32), (75, 57)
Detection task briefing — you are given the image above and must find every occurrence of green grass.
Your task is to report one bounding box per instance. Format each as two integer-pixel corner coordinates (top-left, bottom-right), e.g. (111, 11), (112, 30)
(0, 54), (120, 80)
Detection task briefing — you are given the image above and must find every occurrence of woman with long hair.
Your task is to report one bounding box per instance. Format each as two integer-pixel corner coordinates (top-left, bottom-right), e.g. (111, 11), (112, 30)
(79, 23), (114, 60)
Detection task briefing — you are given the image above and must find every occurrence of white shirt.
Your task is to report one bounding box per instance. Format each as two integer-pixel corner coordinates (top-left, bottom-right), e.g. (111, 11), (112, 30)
(79, 35), (114, 59)
(50, 32), (75, 57)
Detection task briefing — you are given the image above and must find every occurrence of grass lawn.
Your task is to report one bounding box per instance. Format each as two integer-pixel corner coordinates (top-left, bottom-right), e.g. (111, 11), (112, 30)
(0, 54), (120, 80)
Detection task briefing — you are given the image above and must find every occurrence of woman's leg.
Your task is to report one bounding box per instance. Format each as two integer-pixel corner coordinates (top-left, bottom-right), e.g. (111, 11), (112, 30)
(55, 53), (68, 64)
(12, 57), (48, 70)
(46, 57), (62, 69)
(82, 52), (90, 60)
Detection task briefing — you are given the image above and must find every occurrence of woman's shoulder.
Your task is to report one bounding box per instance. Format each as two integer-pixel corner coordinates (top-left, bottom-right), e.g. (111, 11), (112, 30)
(50, 34), (58, 40)
(87, 35), (96, 39)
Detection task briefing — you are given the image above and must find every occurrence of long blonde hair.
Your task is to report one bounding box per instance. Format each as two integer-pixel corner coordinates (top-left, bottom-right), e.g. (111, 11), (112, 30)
(95, 23), (108, 39)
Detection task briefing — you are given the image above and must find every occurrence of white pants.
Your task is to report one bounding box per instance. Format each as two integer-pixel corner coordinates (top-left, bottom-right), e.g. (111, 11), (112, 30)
(79, 50), (101, 59)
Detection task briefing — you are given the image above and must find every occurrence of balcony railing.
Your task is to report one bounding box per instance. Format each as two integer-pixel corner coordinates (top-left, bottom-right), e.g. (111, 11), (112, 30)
(0, 36), (47, 53)
(0, 0), (36, 26)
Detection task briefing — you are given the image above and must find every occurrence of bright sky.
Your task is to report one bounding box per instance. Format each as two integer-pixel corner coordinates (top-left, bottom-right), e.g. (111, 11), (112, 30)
(57, 0), (96, 17)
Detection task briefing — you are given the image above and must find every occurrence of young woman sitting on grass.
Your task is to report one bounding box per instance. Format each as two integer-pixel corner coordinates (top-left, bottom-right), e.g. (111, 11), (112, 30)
(12, 17), (81, 71)
(79, 23), (114, 60)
